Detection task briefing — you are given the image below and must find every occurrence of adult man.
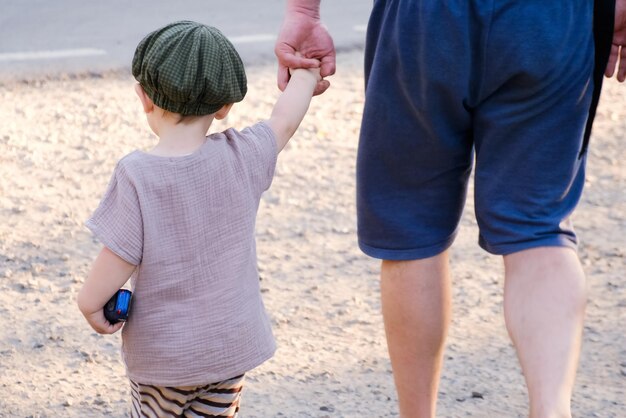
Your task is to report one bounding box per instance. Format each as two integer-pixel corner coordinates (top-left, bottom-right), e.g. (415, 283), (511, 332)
(276, 1), (625, 417)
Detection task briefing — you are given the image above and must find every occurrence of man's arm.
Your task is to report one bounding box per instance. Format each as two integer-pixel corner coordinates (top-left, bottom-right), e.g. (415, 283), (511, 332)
(267, 67), (320, 152)
(275, 0), (336, 95)
(606, 0), (626, 81)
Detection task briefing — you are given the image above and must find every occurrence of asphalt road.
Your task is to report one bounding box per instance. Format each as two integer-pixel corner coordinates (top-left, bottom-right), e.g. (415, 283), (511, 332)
(0, 0), (372, 80)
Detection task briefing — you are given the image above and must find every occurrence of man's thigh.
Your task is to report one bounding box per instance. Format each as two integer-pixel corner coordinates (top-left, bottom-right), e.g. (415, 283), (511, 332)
(473, 0), (594, 255)
(357, 0), (477, 260)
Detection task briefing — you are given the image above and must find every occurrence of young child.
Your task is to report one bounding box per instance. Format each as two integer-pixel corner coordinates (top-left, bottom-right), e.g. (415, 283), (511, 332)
(77, 21), (321, 417)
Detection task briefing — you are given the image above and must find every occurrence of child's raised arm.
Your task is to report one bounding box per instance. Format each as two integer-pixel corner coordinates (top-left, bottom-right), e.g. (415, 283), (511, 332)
(267, 66), (321, 152)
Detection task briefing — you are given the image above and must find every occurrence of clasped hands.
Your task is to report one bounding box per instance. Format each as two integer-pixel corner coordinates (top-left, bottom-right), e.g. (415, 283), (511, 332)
(275, 7), (336, 95)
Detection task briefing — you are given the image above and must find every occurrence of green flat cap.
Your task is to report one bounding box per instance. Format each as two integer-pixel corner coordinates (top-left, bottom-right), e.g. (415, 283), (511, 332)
(132, 21), (247, 116)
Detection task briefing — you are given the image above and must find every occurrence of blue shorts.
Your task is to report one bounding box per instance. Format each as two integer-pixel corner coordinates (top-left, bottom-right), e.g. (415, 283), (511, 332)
(357, 0), (594, 260)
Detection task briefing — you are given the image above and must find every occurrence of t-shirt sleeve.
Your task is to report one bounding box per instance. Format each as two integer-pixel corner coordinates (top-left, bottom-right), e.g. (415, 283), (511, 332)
(237, 121), (278, 195)
(85, 162), (143, 265)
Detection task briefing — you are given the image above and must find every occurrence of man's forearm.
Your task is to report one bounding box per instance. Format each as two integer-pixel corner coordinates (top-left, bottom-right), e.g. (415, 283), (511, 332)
(287, 0), (321, 19)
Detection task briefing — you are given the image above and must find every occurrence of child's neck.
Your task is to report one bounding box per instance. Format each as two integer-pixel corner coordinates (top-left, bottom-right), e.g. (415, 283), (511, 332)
(150, 117), (214, 157)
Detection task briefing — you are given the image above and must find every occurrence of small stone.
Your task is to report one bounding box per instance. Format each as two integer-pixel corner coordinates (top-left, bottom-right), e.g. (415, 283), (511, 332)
(63, 399), (73, 407)
(332, 226), (350, 235)
(471, 391), (484, 399)
(30, 263), (45, 275)
(20, 276), (39, 290)
(94, 397), (108, 406)
(336, 308), (350, 316)
(1, 348), (16, 356)
(319, 405), (335, 412)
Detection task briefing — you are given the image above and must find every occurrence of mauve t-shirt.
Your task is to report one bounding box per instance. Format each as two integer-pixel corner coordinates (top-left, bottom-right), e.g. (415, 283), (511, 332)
(86, 121), (278, 386)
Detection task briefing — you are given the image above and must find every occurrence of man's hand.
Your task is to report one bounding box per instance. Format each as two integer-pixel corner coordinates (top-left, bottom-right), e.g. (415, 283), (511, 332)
(275, 2), (336, 95)
(606, 0), (626, 81)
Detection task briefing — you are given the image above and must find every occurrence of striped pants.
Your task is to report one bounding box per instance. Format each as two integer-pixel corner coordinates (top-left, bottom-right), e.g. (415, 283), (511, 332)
(130, 374), (244, 418)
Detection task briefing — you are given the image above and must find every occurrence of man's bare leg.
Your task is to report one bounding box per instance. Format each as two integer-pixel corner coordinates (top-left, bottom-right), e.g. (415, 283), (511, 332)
(503, 247), (587, 418)
(381, 252), (451, 418)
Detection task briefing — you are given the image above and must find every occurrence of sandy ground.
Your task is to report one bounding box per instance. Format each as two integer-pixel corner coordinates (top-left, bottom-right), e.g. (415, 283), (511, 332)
(0, 51), (624, 418)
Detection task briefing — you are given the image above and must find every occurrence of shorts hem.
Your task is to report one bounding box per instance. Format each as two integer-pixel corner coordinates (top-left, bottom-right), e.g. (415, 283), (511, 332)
(358, 235), (456, 261)
(479, 235), (578, 256)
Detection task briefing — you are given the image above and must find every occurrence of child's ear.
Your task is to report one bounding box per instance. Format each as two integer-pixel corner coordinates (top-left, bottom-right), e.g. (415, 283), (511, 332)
(214, 103), (234, 120)
(134, 84), (154, 114)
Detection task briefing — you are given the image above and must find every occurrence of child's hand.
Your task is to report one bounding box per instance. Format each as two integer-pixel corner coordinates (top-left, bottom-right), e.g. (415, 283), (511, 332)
(84, 309), (124, 334)
(77, 246), (135, 334)
(289, 65), (322, 83)
(288, 53), (322, 83)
